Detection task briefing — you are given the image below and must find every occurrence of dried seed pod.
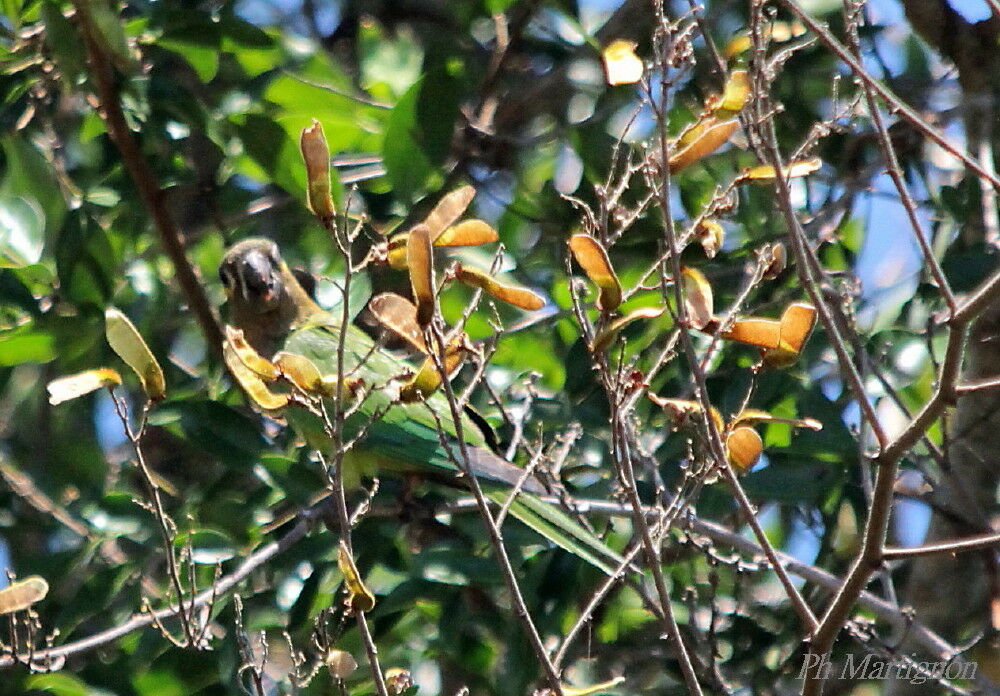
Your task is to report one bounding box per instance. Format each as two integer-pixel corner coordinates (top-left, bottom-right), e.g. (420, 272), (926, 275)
(407, 224), (435, 327)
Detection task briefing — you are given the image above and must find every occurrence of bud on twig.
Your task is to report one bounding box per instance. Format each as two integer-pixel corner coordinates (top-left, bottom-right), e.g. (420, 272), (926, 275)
(300, 119), (335, 222)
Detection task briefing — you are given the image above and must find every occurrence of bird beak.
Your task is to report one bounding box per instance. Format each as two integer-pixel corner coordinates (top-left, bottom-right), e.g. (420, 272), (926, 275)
(236, 250), (279, 308)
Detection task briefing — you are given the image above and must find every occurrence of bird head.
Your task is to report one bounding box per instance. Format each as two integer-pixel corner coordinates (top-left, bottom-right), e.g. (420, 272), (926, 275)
(220, 238), (319, 355)
(219, 238), (286, 313)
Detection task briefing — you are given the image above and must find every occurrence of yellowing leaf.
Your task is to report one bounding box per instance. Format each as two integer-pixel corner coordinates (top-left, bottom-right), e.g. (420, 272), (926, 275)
(225, 325), (279, 380)
(726, 426), (763, 472)
(223, 340), (288, 411)
(300, 119), (334, 221)
(407, 224), (435, 327)
(723, 35), (751, 58)
(591, 306), (664, 353)
(105, 307), (166, 400)
(435, 219), (498, 247)
(337, 541), (375, 612)
(568, 234), (621, 312)
(399, 339), (466, 402)
(368, 292), (427, 353)
(0, 576), (48, 614)
(385, 233), (410, 270)
(722, 317), (782, 349)
(681, 267), (715, 330)
(274, 352), (329, 396)
(453, 264), (545, 311)
(777, 302), (817, 353)
(47, 368), (122, 405)
(669, 118), (740, 173)
(742, 157), (822, 181)
(422, 185), (476, 238)
(602, 39), (643, 85)
(715, 70), (749, 116)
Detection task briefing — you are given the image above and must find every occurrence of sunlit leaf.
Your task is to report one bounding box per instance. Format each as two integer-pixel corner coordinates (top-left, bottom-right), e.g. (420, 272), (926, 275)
(726, 426), (763, 472)
(591, 306), (664, 353)
(435, 219), (498, 247)
(337, 541), (376, 612)
(741, 157), (822, 181)
(669, 118), (740, 173)
(47, 368), (122, 405)
(407, 224), (435, 326)
(300, 119), (334, 221)
(568, 234), (621, 311)
(0, 575), (48, 613)
(105, 308), (166, 401)
(453, 264), (545, 311)
(602, 39), (643, 85)
(368, 292), (428, 353)
(681, 267), (715, 330)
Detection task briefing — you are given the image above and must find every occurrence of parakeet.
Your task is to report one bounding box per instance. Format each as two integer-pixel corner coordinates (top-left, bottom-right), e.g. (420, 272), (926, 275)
(219, 237), (621, 573)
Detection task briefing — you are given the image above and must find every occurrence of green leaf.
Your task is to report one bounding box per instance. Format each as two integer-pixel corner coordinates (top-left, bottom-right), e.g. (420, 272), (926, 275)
(55, 213), (115, 308)
(358, 18), (423, 98)
(41, 0), (85, 80)
(0, 136), (67, 240)
(0, 322), (55, 366)
(24, 673), (89, 696)
(174, 529), (236, 564)
(0, 194), (44, 266)
(381, 70), (461, 200)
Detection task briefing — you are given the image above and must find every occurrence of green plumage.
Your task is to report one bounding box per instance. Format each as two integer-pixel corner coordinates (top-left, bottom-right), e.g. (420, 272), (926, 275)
(220, 238), (622, 574)
(283, 317), (495, 489)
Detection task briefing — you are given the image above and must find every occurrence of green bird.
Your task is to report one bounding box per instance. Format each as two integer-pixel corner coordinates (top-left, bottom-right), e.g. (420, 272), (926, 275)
(219, 237), (622, 574)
